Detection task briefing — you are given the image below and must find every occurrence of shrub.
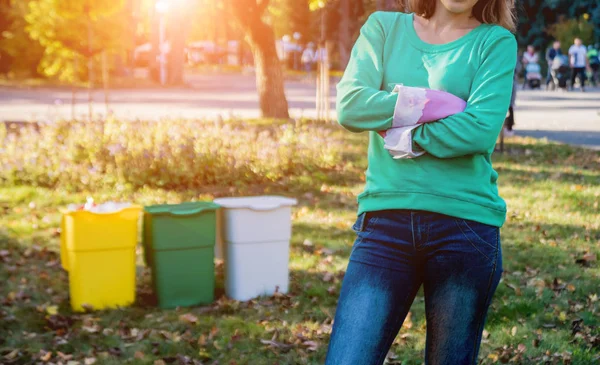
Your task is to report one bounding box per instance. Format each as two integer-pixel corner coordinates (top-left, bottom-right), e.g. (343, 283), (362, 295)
(0, 119), (343, 191)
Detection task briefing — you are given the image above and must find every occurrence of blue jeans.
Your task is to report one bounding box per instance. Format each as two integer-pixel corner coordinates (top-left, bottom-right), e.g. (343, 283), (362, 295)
(325, 210), (503, 365)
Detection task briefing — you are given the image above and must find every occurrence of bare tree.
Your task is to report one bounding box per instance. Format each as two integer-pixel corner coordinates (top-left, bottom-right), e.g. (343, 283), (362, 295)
(226, 0), (289, 119)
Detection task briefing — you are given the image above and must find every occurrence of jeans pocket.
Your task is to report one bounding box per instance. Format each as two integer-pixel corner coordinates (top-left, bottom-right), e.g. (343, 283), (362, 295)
(352, 212), (379, 233)
(351, 212), (367, 233)
(454, 219), (499, 262)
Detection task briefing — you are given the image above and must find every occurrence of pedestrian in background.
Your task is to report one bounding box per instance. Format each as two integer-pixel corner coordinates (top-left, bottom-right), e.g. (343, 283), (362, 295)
(301, 42), (316, 72)
(587, 44), (599, 87)
(545, 41), (562, 90)
(505, 62), (518, 137)
(569, 37), (588, 91)
(521, 45), (539, 90)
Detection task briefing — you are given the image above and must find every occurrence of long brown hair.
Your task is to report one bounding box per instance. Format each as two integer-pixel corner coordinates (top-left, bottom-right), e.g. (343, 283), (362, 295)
(398, 0), (517, 32)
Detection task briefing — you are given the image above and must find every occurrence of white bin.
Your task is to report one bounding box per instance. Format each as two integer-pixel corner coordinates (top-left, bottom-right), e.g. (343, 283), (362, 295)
(213, 196), (297, 301)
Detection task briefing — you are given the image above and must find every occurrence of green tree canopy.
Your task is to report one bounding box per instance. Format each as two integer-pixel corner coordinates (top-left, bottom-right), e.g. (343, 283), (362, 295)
(23, 0), (131, 81)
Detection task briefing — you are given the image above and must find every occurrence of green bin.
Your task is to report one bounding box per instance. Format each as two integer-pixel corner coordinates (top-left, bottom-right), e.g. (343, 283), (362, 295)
(143, 201), (220, 308)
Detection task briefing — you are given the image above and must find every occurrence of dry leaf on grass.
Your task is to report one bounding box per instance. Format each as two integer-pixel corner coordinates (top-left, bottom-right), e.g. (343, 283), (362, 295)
(179, 313), (199, 325)
(40, 351), (52, 362)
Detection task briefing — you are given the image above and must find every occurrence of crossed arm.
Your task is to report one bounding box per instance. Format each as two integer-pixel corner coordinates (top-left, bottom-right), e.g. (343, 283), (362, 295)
(336, 14), (517, 159)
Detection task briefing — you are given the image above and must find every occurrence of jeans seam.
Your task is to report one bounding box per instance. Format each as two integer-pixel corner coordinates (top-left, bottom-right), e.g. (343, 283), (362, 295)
(459, 219), (497, 249)
(470, 229), (500, 365)
(454, 220), (493, 263)
(410, 213), (416, 251)
(350, 216), (379, 257)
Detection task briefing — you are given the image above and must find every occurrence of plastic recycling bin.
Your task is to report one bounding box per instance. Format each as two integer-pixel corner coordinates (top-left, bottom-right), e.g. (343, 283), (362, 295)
(213, 196), (297, 301)
(60, 206), (142, 311)
(143, 201), (220, 308)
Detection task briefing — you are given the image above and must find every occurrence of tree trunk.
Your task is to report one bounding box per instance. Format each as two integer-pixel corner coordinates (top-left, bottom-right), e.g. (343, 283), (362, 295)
(247, 19), (289, 119)
(338, 0), (352, 69)
(168, 4), (186, 85)
(229, 0), (289, 119)
(149, 8), (160, 83)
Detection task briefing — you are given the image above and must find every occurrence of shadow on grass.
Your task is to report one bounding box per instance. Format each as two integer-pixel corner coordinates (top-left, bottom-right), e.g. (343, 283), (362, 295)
(515, 130), (600, 150)
(2, 215), (598, 364)
(496, 139), (600, 167)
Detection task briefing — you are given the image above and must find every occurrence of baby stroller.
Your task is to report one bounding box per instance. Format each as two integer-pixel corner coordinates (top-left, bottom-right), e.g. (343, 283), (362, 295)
(525, 62), (542, 89)
(550, 55), (570, 90)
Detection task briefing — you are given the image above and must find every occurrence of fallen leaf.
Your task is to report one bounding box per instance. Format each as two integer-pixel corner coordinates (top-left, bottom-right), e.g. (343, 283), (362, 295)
(323, 272), (334, 282)
(208, 326), (219, 340)
(488, 353), (499, 362)
(198, 334), (207, 346)
(46, 305), (59, 316)
(3, 350), (19, 360)
(403, 312), (413, 329)
(482, 330), (490, 339)
(108, 347), (122, 357)
(179, 313), (199, 325)
(260, 339), (293, 350)
(154, 361), (166, 365)
(559, 311), (567, 322)
(40, 351), (52, 362)
(511, 326), (517, 336)
(303, 239), (313, 246)
(303, 341), (319, 351)
(66, 361), (80, 365)
(134, 351), (145, 360)
(82, 325), (99, 333)
(517, 344), (527, 353)
(583, 252), (597, 262)
(552, 278), (566, 291)
(57, 351), (73, 361)
(505, 283), (522, 296)
(84, 358), (97, 365)
(576, 253), (597, 266)
(567, 284), (576, 292)
(80, 303), (94, 312)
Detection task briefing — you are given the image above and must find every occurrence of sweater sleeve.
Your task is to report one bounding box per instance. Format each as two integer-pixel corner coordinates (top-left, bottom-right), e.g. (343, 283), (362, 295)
(336, 13), (397, 133)
(411, 29), (517, 158)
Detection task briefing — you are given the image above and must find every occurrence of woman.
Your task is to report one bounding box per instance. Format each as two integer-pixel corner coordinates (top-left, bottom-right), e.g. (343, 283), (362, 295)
(326, 0), (516, 364)
(521, 45), (539, 89)
(504, 61), (518, 136)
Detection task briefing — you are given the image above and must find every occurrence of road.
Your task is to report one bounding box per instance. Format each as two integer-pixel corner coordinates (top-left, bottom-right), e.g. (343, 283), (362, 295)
(1, 74), (599, 149)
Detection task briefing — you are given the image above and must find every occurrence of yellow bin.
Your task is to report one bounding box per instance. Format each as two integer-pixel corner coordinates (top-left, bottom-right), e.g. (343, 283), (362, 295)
(60, 206), (142, 311)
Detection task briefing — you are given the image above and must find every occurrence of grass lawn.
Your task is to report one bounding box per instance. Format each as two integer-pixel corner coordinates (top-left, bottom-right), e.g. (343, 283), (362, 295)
(1, 130), (599, 364)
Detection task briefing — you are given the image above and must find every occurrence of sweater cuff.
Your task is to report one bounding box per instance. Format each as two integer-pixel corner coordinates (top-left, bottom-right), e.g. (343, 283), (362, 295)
(391, 85), (427, 128)
(383, 125), (426, 159)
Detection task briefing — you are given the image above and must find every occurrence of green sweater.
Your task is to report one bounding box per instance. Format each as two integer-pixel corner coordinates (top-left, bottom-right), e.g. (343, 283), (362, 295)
(337, 12), (517, 227)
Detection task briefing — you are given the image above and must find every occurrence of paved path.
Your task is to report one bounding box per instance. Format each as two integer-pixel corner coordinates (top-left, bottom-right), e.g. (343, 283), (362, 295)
(512, 89), (600, 150)
(1, 74), (599, 149)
